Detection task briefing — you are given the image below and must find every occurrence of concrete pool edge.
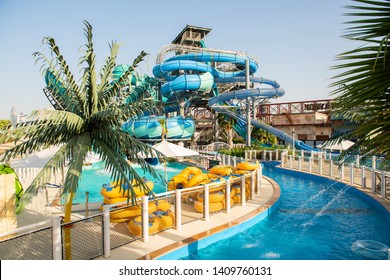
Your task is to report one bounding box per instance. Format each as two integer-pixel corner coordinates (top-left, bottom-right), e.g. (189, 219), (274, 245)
(140, 176), (281, 260)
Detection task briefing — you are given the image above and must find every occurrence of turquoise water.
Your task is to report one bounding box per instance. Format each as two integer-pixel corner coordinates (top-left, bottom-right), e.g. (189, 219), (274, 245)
(73, 161), (187, 204)
(180, 165), (390, 260)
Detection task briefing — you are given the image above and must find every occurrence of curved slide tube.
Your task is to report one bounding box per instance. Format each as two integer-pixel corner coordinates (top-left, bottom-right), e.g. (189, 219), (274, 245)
(121, 116), (194, 140)
(153, 52), (316, 151)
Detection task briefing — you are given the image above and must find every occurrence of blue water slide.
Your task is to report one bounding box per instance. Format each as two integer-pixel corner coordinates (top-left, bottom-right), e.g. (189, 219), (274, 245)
(153, 51), (316, 151)
(208, 89), (317, 151)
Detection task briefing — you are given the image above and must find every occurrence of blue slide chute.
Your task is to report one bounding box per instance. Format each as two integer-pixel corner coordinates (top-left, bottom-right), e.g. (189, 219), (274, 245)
(153, 51), (317, 151)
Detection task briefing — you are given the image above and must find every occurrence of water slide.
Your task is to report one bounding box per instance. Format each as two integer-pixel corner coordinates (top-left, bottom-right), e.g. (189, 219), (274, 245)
(153, 51), (317, 151)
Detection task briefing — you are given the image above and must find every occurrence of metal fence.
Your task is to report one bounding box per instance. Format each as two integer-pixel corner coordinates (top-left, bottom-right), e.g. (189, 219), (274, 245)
(278, 150), (390, 201)
(61, 215), (104, 260)
(0, 221), (53, 260)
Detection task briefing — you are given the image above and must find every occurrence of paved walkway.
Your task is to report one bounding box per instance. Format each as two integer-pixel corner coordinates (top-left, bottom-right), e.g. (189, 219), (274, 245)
(97, 176), (280, 260)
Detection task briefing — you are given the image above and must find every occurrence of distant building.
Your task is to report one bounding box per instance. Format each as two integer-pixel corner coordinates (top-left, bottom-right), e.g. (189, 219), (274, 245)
(10, 107), (18, 126)
(10, 107), (27, 126)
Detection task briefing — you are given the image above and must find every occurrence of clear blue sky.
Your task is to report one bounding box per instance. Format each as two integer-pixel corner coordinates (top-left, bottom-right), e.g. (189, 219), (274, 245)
(0, 0), (355, 119)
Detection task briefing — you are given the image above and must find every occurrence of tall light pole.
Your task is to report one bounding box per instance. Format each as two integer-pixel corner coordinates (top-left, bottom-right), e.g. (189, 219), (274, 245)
(245, 59), (251, 148)
(292, 127), (295, 156)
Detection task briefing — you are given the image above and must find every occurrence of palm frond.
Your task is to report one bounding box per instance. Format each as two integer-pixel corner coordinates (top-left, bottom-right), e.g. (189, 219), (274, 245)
(101, 51), (148, 105)
(331, 0), (390, 167)
(61, 133), (91, 194)
(97, 41), (121, 102)
(16, 143), (70, 209)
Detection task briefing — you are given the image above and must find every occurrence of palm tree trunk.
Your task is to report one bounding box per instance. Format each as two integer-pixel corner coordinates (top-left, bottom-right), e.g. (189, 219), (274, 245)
(228, 128), (234, 147)
(63, 192), (74, 260)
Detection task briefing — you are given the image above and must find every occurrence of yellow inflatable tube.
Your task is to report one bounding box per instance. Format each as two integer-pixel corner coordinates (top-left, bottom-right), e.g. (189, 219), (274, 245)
(167, 175), (188, 191)
(154, 210), (175, 230)
(110, 202), (157, 223)
(236, 161), (260, 171)
(209, 165), (234, 176)
(128, 216), (160, 236)
(187, 173), (209, 187)
(101, 180), (154, 198)
(194, 198), (234, 213)
(180, 166), (203, 177)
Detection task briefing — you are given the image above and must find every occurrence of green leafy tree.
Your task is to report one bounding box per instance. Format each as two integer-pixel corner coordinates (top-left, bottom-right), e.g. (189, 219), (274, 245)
(330, 0), (390, 166)
(252, 127), (277, 145)
(217, 113), (236, 147)
(2, 21), (163, 223)
(0, 120), (11, 130)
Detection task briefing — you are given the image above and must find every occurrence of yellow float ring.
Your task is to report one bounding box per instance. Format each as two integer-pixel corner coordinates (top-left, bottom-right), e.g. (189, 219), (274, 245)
(155, 199), (171, 211)
(236, 161), (259, 171)
(110, 202), (157, 222)
(127, 215), (160, 236)
(187, 173), (209, 188)
(154, 211), (175, 230)
(101, 180), (154, 198)
(168, 175), (188, 191)
(209, 166), (234, 176)
(103, 196), (128, 205)
(197, 190), (225, 203)
(194, 201), (224, 213)
(181, 166), (203, 177)
(233, 169), (250, 175)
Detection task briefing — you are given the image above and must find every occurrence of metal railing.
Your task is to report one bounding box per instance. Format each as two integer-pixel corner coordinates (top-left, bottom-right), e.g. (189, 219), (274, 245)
(277, 150), (390, 201)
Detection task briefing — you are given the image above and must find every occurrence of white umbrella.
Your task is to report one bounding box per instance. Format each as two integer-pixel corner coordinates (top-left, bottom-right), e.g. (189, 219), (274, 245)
(10, 146), (61, 168)
(152, 140), (199, 157)
(322, 140), (355, 151)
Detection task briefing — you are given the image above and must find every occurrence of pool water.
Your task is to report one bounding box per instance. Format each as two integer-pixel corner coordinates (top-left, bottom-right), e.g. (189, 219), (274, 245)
(73, 161), (187, 204)
(181, 165), (390, 260)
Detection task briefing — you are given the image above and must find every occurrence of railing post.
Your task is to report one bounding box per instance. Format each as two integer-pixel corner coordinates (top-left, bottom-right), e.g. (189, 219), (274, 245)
(371, 168), (376, 194)
(241, 175), (246, 207)
(372, 156), (376, 170)
(356, 155), (360, 167)
(262, 150), (266, 161)
(289, 155), (292, 169)
(329, 159), (333, 178)
(269, 150), (272, 161)
(52, 216), (62, 260)
(225, 180), (231, 214)
(257, 165), (262, 195)
(309, 156), (312, 173)
(250, 171), (255, 199)
(340, 163), (345, 181)
(203, 185), (210, 222)
(233, 156), (237, 167)
(298, 156), (302, 171)
(319, 153), (323, 175)
(227, 155), (231, 166)
(244, 150), (248, 161)
(102, 204), (111, 258)
(361, 165), (365, 188)
(381, 171), (386, 198)
(142, 196), (149, 242)
(388, 248), (390, 260)
(175, 189), (182, 231)
(350, 163), (354, 185)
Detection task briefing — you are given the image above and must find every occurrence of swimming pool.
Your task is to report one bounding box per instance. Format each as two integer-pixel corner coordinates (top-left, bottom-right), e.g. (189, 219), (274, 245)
(73, 161), (187, 204)
(178, 165), (390, 260)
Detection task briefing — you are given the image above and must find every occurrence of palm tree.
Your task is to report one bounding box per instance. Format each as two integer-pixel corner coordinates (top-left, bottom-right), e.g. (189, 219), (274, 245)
(1, 21), (163, 223)
(216, 113), (236, 147)
(252, 127), (277, 146)
(330, 0), (390, 166)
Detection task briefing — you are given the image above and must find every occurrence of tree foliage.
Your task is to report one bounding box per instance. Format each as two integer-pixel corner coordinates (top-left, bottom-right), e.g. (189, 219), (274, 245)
(1, 21), (164, 209)
(330, 0), (390, 166)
